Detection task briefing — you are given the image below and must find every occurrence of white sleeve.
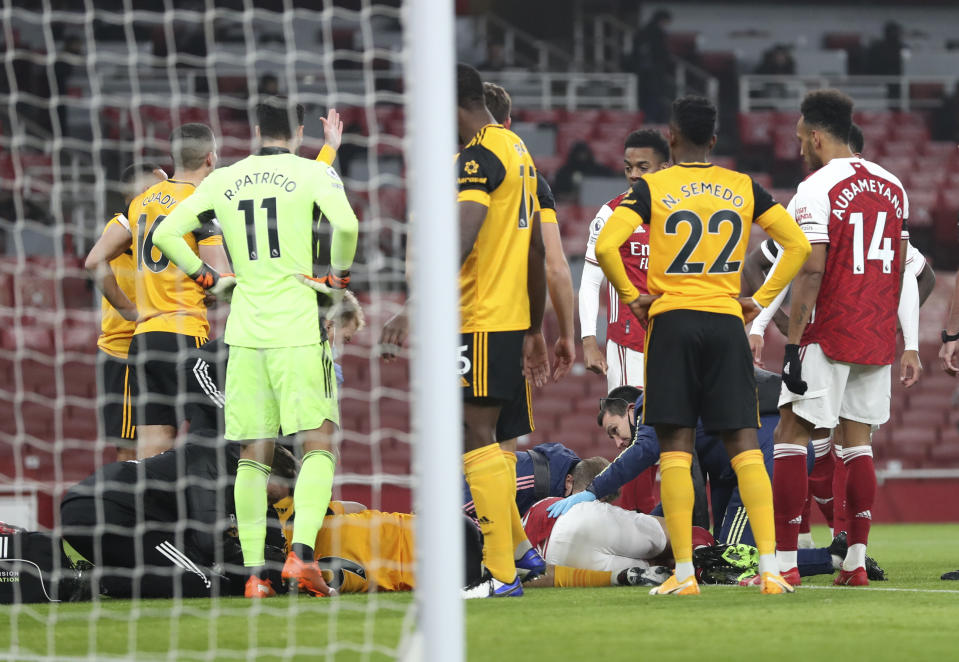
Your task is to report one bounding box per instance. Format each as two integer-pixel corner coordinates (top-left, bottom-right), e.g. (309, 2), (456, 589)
(901, 189), (910, 240)
(898, 265), (920, 352)
(584, 204), (613, 263)
(905, 241), (926, 278)
(578, 259), (606, 338)
(792, 182), (830, 244)
(749, 246), (788, 337)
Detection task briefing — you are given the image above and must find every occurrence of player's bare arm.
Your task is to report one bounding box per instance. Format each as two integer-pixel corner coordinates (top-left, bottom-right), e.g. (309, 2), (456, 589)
(84, 221), (136, 321)
(458, 200), (487, 266)
(941, 271), (959, 375)
(787, 244), (826, 345)
(541, 220), (575, 381)
(320, 107), (343, 152)
(524, 209), (551, 387)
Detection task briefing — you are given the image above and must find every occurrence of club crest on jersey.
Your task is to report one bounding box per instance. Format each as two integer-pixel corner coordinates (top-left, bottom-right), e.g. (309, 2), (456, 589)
(463, 160), (479, 175)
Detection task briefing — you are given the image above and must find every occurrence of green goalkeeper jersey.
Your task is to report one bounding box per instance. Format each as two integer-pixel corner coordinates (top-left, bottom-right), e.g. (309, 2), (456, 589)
(154, 147), (359, 348)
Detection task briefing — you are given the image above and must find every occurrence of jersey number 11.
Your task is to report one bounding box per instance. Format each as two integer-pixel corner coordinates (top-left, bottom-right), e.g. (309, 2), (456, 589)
(238, 197), (281, 260)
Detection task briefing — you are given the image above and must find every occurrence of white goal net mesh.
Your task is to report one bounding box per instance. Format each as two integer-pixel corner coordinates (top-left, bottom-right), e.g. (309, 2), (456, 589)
(1, 1), (420, 659)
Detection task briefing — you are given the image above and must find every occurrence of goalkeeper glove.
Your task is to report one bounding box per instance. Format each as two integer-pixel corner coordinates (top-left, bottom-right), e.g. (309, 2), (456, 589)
(294, 269), (350, 306)
(190, 264), (236, 302)
(782, 343), (808, 395)
(546, 490), (596, 518)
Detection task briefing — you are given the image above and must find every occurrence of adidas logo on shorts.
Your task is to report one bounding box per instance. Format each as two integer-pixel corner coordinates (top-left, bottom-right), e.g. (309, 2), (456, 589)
(855, 510), (872, 520)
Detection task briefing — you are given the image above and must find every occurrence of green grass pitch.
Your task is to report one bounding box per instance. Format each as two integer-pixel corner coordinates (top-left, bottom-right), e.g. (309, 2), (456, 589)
(2, 524), (958, 661)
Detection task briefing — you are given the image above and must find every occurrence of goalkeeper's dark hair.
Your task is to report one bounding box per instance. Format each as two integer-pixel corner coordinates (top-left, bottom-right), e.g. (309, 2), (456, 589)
(483, 82), (511, 124)
(670, 95), (717, 147)
(270, 446), (299, 481)
(170, 123), (215, 171)
(624, 128), (669, 163)
(120, 162), (161, 184)
(256, 96), (306, 140)
(848, 122), (864, 154)
(597, 385), (643, 426)
(457, 63), (486, 111)
(800, 89), (854, 142)
(571, 456), (610, 493)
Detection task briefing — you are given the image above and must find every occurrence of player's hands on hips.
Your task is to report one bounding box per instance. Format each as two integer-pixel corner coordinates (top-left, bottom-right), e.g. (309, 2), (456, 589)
(582, 336), (607, 376)
(294, 269), (350, 307)
(320, 107), (344, 152)
(546, 490), (596, 518)
(191, 263), (236, 302)
(940, 340), (959, 376)
(900, 349), (922, 388)
(552, 336), (575, 382)
(748, 333), (764, 368)
(739, 297), (762, 325)
(379, 305), (409, 362)
(627, 294), (659, 329)
(782, 343), (807, 395)
(523, 330), (550, 388)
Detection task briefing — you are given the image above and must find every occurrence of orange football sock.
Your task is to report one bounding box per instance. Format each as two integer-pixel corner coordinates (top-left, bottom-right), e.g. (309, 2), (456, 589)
(553, 565), (614, 587)
(464, 443), (516, 583)
(659, 451), (695, 578)
(731, 449), (776, 558)
(501, 450), (532, 559)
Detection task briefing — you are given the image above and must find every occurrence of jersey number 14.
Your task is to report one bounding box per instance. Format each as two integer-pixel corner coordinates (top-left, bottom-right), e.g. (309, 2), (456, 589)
(848, 211), (894, 274)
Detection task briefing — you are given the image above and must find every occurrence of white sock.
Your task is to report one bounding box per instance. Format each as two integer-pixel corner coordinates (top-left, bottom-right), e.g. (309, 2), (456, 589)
(675, 561), (695, 581)
(798, 532), (815, 549)
(776, 550), (797, 573)
(759, 553), (778, 576)
(831, 555), (843, 570)
(843, 543), (867, 571)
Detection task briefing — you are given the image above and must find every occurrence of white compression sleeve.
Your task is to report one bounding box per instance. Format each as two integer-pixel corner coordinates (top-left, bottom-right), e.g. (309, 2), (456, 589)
(578, 259), (606, 339)
(898, 266), (920, 351)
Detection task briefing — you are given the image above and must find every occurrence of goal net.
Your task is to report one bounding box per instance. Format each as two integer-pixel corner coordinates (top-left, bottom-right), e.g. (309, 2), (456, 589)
(0, 2), (460, 659)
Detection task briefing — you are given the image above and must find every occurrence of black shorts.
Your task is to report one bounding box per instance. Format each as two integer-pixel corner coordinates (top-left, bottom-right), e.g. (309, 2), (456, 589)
(460, 330), (534, 440)
(96, 351), (136, 445)
(128, 331), (208, 428)
(643, 309), (758, 431)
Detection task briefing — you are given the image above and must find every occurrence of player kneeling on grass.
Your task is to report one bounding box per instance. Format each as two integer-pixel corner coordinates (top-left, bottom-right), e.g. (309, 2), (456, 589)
(153, 97), (358, 599)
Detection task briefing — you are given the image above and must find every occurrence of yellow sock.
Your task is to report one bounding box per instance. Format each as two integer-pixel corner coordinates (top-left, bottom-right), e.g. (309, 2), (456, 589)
(501, 450), (532, 559)
(554, 565), (613, 587)
(464, 443), (516, 583)
(660, 451), (694, 570)
(730, 449), (776, 557)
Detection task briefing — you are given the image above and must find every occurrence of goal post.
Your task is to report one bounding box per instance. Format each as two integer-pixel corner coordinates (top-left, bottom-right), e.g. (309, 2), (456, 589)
(405, 0), (465, 659)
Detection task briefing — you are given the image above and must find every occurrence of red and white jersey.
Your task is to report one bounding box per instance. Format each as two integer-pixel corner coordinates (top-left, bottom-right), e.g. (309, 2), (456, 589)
(794, 157), (909, 365)
(521, 497), (562, 558)
(584, 191), (649, 352)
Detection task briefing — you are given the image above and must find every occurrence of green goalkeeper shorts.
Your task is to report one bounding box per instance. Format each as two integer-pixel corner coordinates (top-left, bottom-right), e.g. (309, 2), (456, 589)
(225, 343), (339, 441)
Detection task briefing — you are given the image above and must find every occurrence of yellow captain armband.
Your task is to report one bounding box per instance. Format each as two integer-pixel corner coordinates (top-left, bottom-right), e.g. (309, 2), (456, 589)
(317, 144), (336, 166)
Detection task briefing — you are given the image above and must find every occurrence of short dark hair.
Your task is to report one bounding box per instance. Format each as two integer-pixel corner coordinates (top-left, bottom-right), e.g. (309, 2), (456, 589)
(170, 123), (215, 170)
(255, 96), (305, 140)
(483, 82), (511, 124)
(120, 162), (161, 184)
(848, 122), (864, 154)
(570, 457), (610, 493)
(597, 385), (643, 426)
(624, 128), (669, 163)
(800, 89), (853, 142)
(670, 96), (717, 146)
(457, 63), (486, 111)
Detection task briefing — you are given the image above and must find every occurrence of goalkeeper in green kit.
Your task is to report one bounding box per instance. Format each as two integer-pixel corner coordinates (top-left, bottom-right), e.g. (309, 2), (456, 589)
(153, 98), (358, 598)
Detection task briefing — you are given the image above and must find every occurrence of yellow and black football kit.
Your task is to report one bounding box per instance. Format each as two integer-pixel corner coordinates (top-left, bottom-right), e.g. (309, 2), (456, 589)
(456, 123), (537, 419)
(595, 163), (809, 429)
(96, 213), (137, 443)
(126, 178), (222, 427)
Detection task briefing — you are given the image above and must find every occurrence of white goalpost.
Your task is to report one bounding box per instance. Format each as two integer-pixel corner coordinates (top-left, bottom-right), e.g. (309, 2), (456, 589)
(0, 0), (465, 658)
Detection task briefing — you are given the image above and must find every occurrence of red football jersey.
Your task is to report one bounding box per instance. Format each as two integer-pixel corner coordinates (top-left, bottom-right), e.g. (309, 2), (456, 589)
(795, 158), (908, 365)
(584, 192), (649, 352)
(521, 497), (562, 558)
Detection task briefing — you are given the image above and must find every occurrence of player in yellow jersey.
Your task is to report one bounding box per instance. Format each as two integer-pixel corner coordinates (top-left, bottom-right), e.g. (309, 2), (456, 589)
(85, 124), (231, 458)
(595, 96), (811, 596)
(454, 64), (550, 598)
(85, 163), (168, 461)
